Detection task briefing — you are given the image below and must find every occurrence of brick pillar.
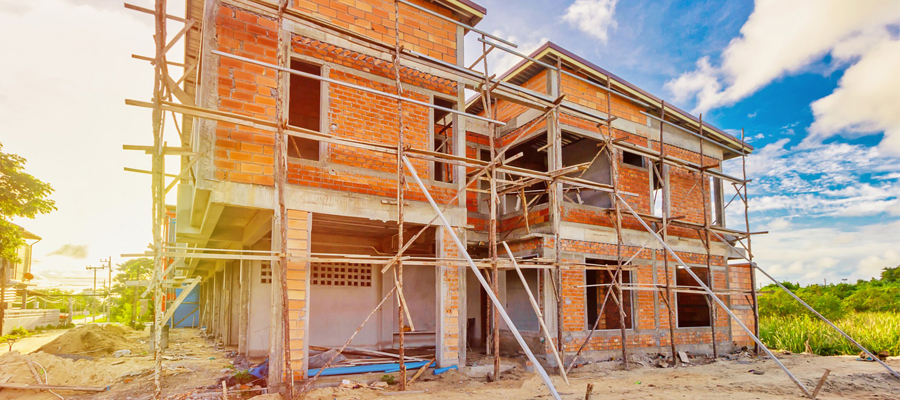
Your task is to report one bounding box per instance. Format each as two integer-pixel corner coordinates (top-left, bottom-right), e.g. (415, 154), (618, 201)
(436, 226), (461, 367)
(285, 210), (310, 379)
(728, 263), (755, 349)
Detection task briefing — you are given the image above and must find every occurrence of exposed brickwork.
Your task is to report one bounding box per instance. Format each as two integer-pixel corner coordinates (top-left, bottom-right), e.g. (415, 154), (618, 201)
(438, 227), (461, 365)
(215, 5), (278, 186)
(729, 263), (757, 348)
(291, 0), (460, 63)
(285, 209), (310, 377)
(214, 3), (462, 204)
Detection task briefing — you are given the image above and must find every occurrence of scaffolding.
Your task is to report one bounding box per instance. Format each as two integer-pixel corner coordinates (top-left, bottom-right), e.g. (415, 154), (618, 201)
(122, 1), (899, 399)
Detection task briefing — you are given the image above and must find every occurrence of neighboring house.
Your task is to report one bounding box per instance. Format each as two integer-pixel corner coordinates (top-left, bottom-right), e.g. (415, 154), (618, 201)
(1, 225), (58, 335)
(167, 0), (756, 381)
(8, 225), (40, 286)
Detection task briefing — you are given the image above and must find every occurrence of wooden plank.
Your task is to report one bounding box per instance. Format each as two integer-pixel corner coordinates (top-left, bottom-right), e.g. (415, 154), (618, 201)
(0, 383), (107, 392)
(812, 369), (830, 399)
(406, 359), (434, 386)
(25, 357), (43, 385)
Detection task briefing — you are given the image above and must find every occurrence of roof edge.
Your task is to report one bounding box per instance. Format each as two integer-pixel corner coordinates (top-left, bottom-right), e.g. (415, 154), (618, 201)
(499, 41), (753, 154)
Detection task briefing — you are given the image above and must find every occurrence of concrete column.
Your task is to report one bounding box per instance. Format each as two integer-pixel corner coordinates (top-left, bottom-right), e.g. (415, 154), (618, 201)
(239, 257), (251, 355)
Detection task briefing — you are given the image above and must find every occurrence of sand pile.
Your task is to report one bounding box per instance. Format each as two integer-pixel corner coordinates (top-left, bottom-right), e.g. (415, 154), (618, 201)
(36, 324), (134, 356)
(0, 350), (154, 400)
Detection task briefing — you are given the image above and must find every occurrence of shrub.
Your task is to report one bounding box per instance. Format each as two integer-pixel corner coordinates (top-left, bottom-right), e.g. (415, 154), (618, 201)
(845, 285), (900, 312)
(10, 326), (28, 336)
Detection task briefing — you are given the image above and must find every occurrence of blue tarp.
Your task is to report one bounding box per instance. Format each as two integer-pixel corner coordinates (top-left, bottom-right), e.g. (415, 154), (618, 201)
(308, 361), (429, 377)
(249, 359), (431, 379)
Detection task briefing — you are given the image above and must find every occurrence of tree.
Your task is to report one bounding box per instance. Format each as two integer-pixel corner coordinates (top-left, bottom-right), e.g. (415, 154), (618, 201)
(0, 142), (55, 335)
(110, 258), (154, 326)
(0, 142), (56, 262)
(881, 266), (900, 283)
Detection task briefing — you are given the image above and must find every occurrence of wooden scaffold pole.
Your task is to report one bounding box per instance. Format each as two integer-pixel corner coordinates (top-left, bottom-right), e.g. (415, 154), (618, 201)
(151, 1), (167, 399)
(606, 77), (628, 369)
(697, 115), (718, 359)
(658, 101), (678, 364)
(740, 128), (760, 355)
(552, 57), (565, 371)
(479, 34), (501, 381)
(392, 0), (408, 390)
(269, 0), (292, 395)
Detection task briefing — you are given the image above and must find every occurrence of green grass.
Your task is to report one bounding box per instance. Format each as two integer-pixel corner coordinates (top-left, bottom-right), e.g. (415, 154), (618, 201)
(759, 311), (900, 356)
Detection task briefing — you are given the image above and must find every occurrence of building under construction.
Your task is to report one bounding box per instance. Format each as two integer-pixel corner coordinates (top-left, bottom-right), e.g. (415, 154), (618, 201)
(123, 0), (897, 398)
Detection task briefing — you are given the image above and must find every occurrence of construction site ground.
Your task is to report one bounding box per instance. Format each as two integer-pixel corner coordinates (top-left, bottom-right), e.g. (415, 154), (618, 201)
(0, 324), (896, 399)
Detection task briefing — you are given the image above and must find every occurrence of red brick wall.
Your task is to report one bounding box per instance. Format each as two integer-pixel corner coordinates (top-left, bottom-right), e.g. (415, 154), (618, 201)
(215, 5), (279, 186)
(214, 3), (461, 206)
(538, 236), (738, 353)
(292, 0), (460, 63)
(559, 69), (645, 124)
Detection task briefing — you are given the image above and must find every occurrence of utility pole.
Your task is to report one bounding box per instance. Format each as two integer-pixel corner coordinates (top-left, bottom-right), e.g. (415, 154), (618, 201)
(86, 265), (104, 323)
(101, 257), (112, 322)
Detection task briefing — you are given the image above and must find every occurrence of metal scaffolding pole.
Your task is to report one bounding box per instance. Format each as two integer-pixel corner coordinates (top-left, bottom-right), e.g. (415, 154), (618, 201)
(616, 193), (813, 398)
(403, 156), (561, 400)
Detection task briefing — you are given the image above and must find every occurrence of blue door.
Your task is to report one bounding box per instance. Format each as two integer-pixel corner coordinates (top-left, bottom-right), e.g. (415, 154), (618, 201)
(169, 287), (199, 328)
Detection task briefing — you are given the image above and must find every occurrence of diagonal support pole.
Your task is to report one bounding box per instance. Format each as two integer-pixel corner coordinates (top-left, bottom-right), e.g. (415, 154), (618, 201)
(403, 156), (561, 400)
(707, 229), (900, 380)
(616, 193), (813, 398)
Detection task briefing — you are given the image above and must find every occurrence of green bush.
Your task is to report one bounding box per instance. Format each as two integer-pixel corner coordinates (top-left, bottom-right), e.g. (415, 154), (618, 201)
(10, 326), (28, 336)
(845, 285), (900, 312)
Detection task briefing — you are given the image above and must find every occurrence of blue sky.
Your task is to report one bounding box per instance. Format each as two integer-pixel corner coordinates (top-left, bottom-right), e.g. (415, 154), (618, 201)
(466, 0), (900, 285)
(0, 0), (897, 289)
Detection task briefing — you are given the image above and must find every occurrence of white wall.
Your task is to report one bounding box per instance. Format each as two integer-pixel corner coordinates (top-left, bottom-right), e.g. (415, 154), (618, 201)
(247, 260), (271, 356)
(505, 269), (540, 332)
(399, 266), (436, 332)
(1, 309), (59, 335)
(309, 266), (383, 349)
(465, 269), (483, 348)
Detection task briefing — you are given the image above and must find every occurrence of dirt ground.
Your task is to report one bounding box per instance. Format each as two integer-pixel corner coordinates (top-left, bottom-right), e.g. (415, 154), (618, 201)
(0, 326), (240, 400)
(303, 354), (900, 400)
(1, 326), (896, 400)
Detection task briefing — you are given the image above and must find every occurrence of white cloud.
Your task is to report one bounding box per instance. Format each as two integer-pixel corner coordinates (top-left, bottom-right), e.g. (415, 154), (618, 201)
(720, 139), (900, 228)
(562, 0), (619, 43)
(490, 34), (549, 77)
(752, 220), (900, 285)
(0, 0), (186, 290)
(666, 0), (899, 112)
(804, 39), (900, 155)
(664, 1), (899, 152)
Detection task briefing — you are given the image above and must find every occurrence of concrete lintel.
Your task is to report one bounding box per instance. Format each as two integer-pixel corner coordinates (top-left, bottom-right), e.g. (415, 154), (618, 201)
(205, 180), (467, 227)
(559, 221), (730, 258)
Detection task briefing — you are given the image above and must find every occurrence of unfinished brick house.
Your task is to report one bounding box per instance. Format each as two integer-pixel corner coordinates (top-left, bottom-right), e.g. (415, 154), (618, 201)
(143, 0), (760, 391)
